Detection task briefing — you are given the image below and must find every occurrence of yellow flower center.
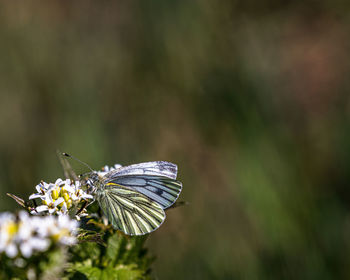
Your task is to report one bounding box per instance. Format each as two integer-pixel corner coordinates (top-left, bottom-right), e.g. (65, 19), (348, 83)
(5, 221), (18, 237)
(51, 187), (60, 200)
(63, 192), (70, 202)
(66, 199), (73, 209)
(52, 229), (69, 242)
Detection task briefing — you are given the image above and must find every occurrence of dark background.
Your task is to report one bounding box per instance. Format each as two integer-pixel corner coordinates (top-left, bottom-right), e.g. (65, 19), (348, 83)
(1, 1), (350, 279)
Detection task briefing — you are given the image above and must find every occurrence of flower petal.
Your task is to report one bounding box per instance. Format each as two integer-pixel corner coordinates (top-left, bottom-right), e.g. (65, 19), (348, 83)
(82, 194), (93, 200)
(6, 244), (18, 258)
(54, 178), (64, 186)
(48, 208), (57, 214)
(54, 197), (64, 207)
(29, 193), (43, 200)
(20, 242), (33, 258)
(35, 205), (49, 212)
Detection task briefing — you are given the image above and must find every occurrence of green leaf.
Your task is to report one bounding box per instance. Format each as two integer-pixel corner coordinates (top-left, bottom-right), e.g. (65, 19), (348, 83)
(39, 248), (67, 280)
(105, 232), (127, 265)
(73, 265), (144, 280)
(77, 230), (105, 246)
(67, 230), (155, 279)
(113, 265), (145, 280)
(74, 267), (102, 280)
(70, 241), (101, 266)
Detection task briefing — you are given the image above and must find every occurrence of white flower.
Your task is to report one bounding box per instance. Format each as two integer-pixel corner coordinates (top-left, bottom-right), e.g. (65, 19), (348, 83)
(0, 211), (79, 258)
(29, 178), (93, 217)
(62, 179), (93, 201)
(28, 181), (51, 200)
(97, 163), (122, 176)
(20, 237), (50, 258)
(0, 212), (18, 258)
(32, 197), (65, 215)
(55, 215), (79, 245)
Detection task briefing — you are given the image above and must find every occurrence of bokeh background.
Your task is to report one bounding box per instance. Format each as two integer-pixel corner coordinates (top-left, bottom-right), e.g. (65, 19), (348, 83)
(1, 1), (350, 279)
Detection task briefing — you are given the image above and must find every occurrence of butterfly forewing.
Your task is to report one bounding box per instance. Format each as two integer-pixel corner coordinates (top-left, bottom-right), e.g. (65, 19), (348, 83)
(108, 161), (178, 180)
(97, 184), (166, 235)
(108, 175), (182, 209)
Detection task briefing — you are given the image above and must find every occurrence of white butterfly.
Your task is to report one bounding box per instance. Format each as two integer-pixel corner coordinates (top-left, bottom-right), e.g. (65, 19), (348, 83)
(88, 161), (182, 235)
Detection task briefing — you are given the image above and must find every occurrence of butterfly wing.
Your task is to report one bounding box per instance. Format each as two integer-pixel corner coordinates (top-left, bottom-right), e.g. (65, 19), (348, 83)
(107, 161), (178, 180)
(108, 175), (182, 209)
(97, 184), (166, 235)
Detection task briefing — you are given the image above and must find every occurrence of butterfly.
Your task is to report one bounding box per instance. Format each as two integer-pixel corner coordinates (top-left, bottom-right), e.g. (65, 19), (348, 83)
(87, 161), (182, 236)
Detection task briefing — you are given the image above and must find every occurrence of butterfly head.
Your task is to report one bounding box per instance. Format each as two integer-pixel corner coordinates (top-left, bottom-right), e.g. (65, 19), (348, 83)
(83, 171), (105, 194)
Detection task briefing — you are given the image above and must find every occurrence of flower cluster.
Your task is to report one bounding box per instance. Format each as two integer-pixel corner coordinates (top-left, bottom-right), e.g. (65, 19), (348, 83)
(29, 178), (93, 217)
(97, 163), (122, 176)
(0, 211), (78, 258)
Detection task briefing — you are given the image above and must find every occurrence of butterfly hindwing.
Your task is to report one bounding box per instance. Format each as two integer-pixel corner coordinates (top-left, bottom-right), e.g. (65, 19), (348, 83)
(97, 183), (166, 235)
(107, 161), (178, 180)
(107, 175), (182, 209)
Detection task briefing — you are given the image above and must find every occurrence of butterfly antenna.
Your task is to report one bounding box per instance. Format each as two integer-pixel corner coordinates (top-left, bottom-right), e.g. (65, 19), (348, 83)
(62, 153), (94, 172)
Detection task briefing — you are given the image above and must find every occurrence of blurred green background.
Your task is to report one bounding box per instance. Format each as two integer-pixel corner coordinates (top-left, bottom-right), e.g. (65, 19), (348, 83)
(1, 1), (350, 279)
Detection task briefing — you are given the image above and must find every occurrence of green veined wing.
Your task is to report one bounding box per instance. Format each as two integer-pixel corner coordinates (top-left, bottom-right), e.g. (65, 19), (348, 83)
(107, 175), (182, 209)
(97, 183), (166, 235)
